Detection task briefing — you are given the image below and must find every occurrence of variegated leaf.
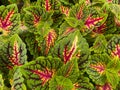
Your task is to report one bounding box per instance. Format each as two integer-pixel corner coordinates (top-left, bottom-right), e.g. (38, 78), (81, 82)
(0, 4), (20, 36)
(96, 83), (113, 90)
(45, 29), (57, 55)
(21, 56), (63, 89)
(49, 76), (74, 90)
(0, 34), (27, 70)
(86, 54), (110, 85)
(37, 0), (61, 11)
(57, 58), (79, 83)
(53, 31), (89, 72)
(73, 76), (94, 90)
(11, 68), (26, 90)
(24, 6), (43, 32)
(106, 35), (120, 58)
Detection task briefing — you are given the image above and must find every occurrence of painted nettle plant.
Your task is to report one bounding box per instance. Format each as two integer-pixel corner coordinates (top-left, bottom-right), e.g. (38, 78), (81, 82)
(1, 0), (120, 90)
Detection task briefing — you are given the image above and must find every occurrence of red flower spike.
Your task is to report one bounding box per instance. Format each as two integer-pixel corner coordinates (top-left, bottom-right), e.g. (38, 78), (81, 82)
(9, 41), (22, 66)
(76, 6), (83, 20)
(118, 70), (120, 76)
(0, 10), (14, 33)
(90, 63), (105, 74)
(60, 6), (70, 17)
(63, 27), (75, 36)
(33, 13), (41, 26)
(45, 0), (51, 11)
(31, 68), (54, 86)
(96, 83), (112, 90)
(85, 15), (104, 29)
(63, 36), (78, 64)
(45, 30), (57, 54)
(111, 44), (120, 58)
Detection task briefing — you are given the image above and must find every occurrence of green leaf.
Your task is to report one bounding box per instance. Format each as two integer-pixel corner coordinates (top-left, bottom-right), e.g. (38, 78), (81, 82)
(0, 34), (27, 70)
(0, 74), (4, 90)
(21, 56), (63, 89)
(0, 4), (20, 36)
(106, 69), (119, 88)
(25, 32), (41, 59)
(65, 17), (79, 27)
(90, 34), (107, 54)
(57, 58), (79, 83)
(11, 67), (26, 90)
(49, 76), (74, 90)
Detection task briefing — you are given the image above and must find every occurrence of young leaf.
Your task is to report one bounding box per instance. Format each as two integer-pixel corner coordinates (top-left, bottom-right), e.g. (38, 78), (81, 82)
(57, 58), (79, 83)
(11, 68), (26, 90)
(0, 4), (20, 36)
(0, 34), (27, 70)
(90, 34), (107, 54)
(106, 69), (119, 88)
(49, 76), (74, 90)
(21, 56), (63, 89)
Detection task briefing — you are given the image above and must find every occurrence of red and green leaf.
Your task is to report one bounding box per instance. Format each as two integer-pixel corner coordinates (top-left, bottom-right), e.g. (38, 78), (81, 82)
(96, 83), (113, 90)
(24, 6), (44, 32)
(0, 34), (27, 70)
(86, 54), (110, 85)
(45, 29), (57, 55)
(37, 0), (61, 11)
(63, 36), (78, 64)
(106, 35), (120, 58)
(0, 4), (20, 36)
(21, 56), (63, 89)
(85, 15), (104, 29)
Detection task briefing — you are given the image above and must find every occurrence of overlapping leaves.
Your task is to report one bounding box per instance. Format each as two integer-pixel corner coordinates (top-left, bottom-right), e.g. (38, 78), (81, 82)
(0, 34), (27, 71)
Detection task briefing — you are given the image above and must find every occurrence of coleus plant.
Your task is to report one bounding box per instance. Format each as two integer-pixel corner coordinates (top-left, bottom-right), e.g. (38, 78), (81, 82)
(1, 0), (120, 90)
